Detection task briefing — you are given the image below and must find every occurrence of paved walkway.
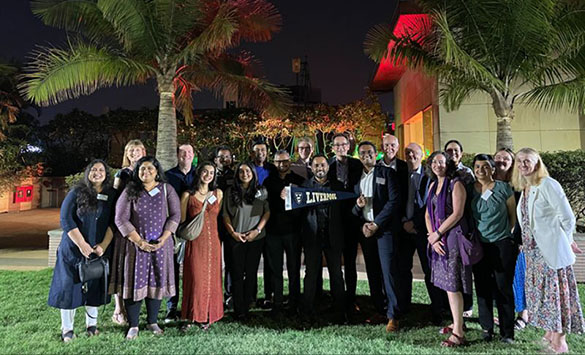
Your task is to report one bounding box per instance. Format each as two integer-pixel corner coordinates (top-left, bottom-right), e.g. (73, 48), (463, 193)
(0, 208), (59, 270)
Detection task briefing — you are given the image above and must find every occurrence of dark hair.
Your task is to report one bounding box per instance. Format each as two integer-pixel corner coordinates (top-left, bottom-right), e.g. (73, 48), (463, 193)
(189, 161), (217, 194)
(357, 141), (377, 153)
(495, 147), (515, 160)
(125, 156), (167, 202)
(331, 132), (349, 143)
(472, 154), (496, 169)
(214, 145), (232, 157)
(252, 140), (268, 151)
(425, 151), (457, 180)
(230, 162), (260, 206)
(444, 139), (463, 152)
(76, 159), (112, 214)
(310, 153), (328, 165)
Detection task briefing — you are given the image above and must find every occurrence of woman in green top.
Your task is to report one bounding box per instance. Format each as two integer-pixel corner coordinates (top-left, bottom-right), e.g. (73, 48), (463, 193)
(470, 154), (518, 343)
(223, 162), (270, 319)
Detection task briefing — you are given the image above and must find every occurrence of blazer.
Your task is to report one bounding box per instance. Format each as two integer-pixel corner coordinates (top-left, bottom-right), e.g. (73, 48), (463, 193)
(300, 177), (345, 249)
(407, 171), (431, 232)
(517, 176), (576, 269)
(352, 165), (401, 234)
(328, 156), (363, 192)
(377, 158), (409, 220)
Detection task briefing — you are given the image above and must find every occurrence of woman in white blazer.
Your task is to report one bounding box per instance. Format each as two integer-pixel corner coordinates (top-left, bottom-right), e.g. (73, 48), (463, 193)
(512, 147), (584, 353)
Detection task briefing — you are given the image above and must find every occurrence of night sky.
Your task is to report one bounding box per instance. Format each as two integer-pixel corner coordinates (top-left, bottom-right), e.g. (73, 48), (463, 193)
(1, 0), (396, 124)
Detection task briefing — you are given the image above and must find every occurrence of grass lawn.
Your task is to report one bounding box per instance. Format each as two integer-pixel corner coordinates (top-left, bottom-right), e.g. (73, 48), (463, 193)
(0, 269), (584, 354)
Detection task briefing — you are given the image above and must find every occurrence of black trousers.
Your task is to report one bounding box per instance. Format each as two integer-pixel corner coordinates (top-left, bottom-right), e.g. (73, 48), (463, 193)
(343, 223), (385, 314)
(257, 245), (273, 301)
(303, 235), (345, 315)
(266, 232), (301, 307)
(396, 229), (445, 317)
(125, 298), (162, 328)
(228, 236), (265, 316)
(165, 253), (181, 312)
(473, 238), (518, 339)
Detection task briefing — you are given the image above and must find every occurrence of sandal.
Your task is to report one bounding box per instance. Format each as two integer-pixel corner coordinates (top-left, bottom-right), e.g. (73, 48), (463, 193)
(86, 326), (99, 337)
(180, 323), (194, 333)
(112, 312), (128, 326)
(61, 330), (76, 343)
(125, 327), (139, 340)
(441, 332), (466, 347)
(200, 323), (210, 331)
(146, 323), (164, 335)
(514, 317), (527, 330)
(438, 324), (468, 335)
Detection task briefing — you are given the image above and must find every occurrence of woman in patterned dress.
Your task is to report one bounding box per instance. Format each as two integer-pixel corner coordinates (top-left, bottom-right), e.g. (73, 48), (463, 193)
(180, 162), (224, 330)
(512, 148), (584, 353)
(425, 151), (472, 347)
(113, 156), (180, 339)
(110, 139), (146, 326)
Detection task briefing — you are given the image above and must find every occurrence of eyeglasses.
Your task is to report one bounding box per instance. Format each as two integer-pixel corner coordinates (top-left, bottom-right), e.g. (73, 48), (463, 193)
(274, 160), (290, 164)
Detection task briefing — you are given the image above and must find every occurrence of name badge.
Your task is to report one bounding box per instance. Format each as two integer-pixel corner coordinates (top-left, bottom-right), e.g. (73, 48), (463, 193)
(255, 190), (262, 199)
(207, 195), (217, 204)
(481, 189), (493, 201)
(376, 177), (386, 185)
(148, 187), (161, 197)
(97, 193), (108, 201)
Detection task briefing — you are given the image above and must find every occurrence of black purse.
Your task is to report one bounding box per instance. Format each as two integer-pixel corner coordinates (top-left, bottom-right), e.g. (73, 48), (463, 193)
(76, 255), (109, 304)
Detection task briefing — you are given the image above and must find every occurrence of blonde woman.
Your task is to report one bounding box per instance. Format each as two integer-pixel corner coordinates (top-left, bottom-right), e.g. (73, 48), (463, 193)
(512, 148), (584, 353)
(110, 139), (146, 325)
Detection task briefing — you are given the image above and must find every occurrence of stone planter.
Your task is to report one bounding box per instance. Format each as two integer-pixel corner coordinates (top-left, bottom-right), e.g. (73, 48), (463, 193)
(47, 229), (62, 268)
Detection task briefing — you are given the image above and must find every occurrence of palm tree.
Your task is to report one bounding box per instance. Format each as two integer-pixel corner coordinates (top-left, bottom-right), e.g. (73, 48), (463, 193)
(21, 0), (290, 168)
(0, 63), (24, 140)
(364, 0), (585, 150)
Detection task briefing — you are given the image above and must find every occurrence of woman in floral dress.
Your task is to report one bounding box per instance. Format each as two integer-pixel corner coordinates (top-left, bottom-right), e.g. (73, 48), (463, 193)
(513, 148), (584, 353)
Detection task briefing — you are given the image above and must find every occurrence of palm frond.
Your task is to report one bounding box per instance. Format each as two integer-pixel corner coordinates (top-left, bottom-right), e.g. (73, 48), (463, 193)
(183, 54), (291, 117)
(153, 0), (204, 52)
(97, 0), (162, 56)
(174, 72), (200, 125)
(30, 0), (116, 43)
(20, 42), (154, 106)
(231, 0), (281, 43)
(433, 10), (504, 91)
(363, 24), (394, 62)
(519, 77), (585, 114)
(439, 76), (484, 112)
(177, 2), (238, 63)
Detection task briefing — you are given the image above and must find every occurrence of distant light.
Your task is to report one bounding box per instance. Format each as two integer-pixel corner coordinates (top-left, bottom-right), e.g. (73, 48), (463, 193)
(24, 145), (43, 153)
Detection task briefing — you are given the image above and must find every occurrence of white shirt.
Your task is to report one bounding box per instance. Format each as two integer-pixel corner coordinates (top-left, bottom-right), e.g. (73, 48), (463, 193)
(360, 168), (375, 222)
(379, 157), (397, 171)
(517, 177), (576, 269)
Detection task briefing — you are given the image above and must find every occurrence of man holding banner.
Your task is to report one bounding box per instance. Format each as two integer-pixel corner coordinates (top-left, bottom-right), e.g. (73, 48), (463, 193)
(352, 141), (401, 331)
(297, 154), (347, 324)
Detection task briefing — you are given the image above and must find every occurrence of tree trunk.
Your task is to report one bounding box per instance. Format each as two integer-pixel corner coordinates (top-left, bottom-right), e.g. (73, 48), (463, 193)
(156, 73), (178, 170)
(496, 116), (514, 151)
(489, 90), (514, 151)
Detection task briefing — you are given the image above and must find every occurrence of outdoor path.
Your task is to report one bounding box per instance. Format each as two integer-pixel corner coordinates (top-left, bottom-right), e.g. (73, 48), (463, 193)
(0, 209), (59, 271)
(0, 208), (425, 280)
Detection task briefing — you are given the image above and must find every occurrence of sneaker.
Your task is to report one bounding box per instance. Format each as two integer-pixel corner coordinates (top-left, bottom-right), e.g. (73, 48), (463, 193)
(482, 330), (494, 342)
(164, 309), (178, 324)
(501, 337), (514, 344)
(462, 309), (473, 318)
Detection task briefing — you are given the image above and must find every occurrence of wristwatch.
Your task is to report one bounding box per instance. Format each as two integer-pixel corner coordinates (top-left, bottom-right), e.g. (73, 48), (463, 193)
(256, 227), (262, 234)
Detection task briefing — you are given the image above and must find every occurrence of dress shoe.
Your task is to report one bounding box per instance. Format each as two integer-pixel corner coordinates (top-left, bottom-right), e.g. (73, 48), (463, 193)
(386, 319), (399, 332)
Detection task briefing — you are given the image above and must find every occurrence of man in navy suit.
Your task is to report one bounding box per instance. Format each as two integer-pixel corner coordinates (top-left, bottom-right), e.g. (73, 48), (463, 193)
(352, 141), (400, 330)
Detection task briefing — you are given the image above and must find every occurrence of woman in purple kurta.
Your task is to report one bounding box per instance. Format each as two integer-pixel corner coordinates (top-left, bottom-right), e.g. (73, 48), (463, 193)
(111, 156), (180, 340)
(425, 151), (471, 347)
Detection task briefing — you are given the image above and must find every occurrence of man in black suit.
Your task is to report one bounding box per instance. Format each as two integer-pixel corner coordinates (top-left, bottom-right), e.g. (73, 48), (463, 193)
(326, 133), (363, 314)
(396, 143), (444, 324)
(352, 141), (400, 329)
(378, 134), (409, 198)
(300, 154), (346, 323)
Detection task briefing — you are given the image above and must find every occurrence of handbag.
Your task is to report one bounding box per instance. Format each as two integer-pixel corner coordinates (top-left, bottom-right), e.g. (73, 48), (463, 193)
(458, 229), (484, 265)
(176, 192), (210, 241)
(76, 255), (109, 304)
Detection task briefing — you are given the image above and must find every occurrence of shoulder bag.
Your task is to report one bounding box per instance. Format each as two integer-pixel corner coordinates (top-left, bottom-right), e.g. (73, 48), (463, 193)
(176, 192), (210, 241)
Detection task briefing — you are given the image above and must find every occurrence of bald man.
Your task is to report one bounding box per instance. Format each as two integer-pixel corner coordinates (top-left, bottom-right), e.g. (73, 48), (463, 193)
(395, 143), (444, 325)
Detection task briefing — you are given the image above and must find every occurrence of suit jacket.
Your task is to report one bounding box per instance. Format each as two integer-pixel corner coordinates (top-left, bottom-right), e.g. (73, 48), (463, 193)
(328, 156), (363, 192)
(377, 158), (409, 221)
(407, 170), (431, 232)
(300, 177), (344, 250)
(352, 165), (400, 235)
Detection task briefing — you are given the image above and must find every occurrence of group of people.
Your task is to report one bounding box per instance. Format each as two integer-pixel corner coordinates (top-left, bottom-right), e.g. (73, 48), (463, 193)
(48, 134), (584, 353)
